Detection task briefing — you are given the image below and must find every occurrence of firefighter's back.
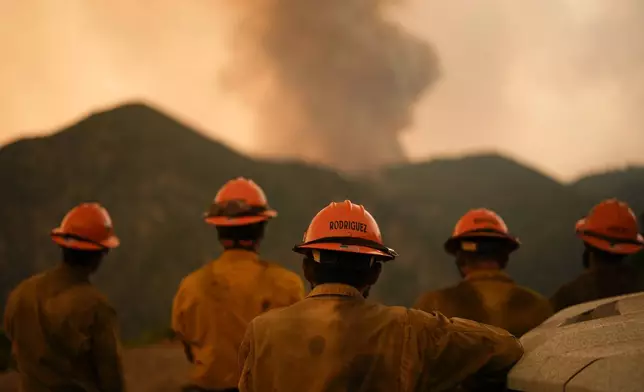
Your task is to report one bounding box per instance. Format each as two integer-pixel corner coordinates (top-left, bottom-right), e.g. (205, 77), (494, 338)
(551, 264), (644, 311)
(244, 288), (406, 392)
(239, 283), (524, 392)
(416, 271), (552, 337)
(172, 249), (304, 389)
(468, 272), (553, 336)
(5, 265), (116, 392)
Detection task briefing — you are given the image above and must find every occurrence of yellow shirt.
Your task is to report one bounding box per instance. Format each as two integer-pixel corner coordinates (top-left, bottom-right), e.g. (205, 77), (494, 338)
(238, 283), (523, 392)
(3, 263), (125, 392)
(551, 263), (644, 312)
(414, 270), (553, 337)
(172, 249), (305, 389)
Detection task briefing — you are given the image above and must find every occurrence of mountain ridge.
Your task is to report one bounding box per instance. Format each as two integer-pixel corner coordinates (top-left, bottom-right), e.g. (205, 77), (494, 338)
(1, 102), (642, 339)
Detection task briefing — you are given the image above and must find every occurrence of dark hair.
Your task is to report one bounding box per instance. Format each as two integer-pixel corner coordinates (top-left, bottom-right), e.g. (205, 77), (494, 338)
(304, 251), (378, 289)
(61, 247), (106, 267)
(456, 237), (511, 269)
(586, 244), (626, 264)
(216, 221), (266, 242)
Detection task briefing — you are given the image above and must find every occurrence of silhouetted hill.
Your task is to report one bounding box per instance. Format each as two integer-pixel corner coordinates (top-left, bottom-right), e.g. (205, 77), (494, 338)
(380, 155), (591, 296)
(1, 102), (640, 340)
(0, 102), (416, 338)
(573, 167), (644, 214)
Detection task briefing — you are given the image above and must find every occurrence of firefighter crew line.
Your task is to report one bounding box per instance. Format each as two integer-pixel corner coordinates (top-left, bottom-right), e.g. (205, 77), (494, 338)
(4, 176), (644, 392)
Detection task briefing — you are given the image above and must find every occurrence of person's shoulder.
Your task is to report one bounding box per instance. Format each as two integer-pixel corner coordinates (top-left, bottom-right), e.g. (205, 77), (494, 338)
(177, 261), (214, 290)
(53, 283), (117, 326)
(14, 269), (49, 289)
(261, 259), (298, 276)
(414, 284), (460, 311)
(552, 274), (585, 298)
(405, 306), (445, 326)
(512, 283), (548, 301)
(8, 274), (37, 296)
(71, 283), (114, 309)
(391, 306), (468, 336)
(416, 287), (448, 302)
(7, 270), (54, 305)
(261, 259), (304, 285)
(406, 307), (513, 338)
(4, 275), (36, 316)
(248, 298), (301, 327)
(360, 303), (430, 328)
(549, 274), (587, 312)
(382, 303), (415, 318)
(507, 284), (554, 318)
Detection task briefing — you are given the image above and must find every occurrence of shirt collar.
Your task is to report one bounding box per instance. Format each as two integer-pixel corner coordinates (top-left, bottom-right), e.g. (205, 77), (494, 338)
(464, 269), (514, 283)
(54, 262), (90, 283)
(306, 283), (364, 299)
(218, 249), (260, 263)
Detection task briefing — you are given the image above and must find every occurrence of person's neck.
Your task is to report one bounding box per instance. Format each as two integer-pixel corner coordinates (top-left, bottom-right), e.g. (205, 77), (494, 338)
(589, 258), (623, 270)
(220, 240), (260, 253)
(462, 262), (502, 277)
(59, 262), (93, 281)
(309, 282), (370, 297)
(223, 247), (259, 254)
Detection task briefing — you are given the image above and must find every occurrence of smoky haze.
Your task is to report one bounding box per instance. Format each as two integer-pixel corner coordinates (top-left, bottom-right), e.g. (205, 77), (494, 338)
(398, 0), (644, 179)
(2, 1), (644, 179)
(222, 0), (439, 172)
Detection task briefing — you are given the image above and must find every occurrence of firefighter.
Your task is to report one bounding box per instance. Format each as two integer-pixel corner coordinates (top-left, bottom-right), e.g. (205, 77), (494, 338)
(3, 202), (125, 392)
(172, 177), (305, 392)
(238, 201), (523, 392)
(414, 209), (552, 337)
(551, 199), (644, 312)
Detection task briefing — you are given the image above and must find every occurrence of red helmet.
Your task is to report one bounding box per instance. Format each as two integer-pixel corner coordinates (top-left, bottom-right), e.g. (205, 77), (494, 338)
(444, 208), (520, 255)
(576, 199), (644, 255)
(204, 177), (277, 226)
(293, 200), (397, 261)
(51, 203), (120, 250)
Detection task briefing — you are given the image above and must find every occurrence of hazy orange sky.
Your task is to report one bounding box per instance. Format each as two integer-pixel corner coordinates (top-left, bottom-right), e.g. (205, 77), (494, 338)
(1, 0), (643, 181)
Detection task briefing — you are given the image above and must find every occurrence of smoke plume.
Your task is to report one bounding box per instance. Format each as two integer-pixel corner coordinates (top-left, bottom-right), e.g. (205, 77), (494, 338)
(221, 0), (439, 172)
(397, 0), (644, 180)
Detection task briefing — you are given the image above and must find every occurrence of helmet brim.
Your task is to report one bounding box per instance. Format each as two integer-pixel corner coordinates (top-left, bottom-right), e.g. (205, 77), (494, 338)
(51, 228), (120, 250)
(444, 232), (520, 255)
(293, 242), (395, 261)
(576, 215), (644, 255)
(204, 210), (277, 226)
(575, 218), (586, 231)
(577, 232), (644, 255)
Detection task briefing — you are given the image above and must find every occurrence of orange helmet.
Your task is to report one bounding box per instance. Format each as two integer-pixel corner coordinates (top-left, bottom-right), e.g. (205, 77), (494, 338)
(444, 208), (520, 255)
(204, 177), (277, 226)
(292, 200), (397, 261)
(51, 203), (120, 251)
(576, 199), (644, 255)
